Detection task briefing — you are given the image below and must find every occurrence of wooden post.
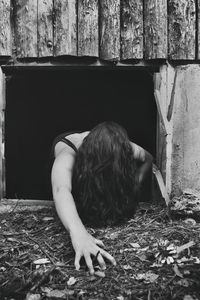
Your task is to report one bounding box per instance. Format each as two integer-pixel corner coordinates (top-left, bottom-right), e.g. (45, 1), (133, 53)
(54, 0), (77, 56)
(154, 64), (176, 196)
(0, 68), (6, 200)
(78, 0), (98, 57)
(121, 0), (143, 60)
(13, 0), (38, 57)
(99, 0), (120, 61)
(144, 0), (167, 59)
(38, 0), (53, 57)
(168, 0), (196, 60)
(0, 0), (11, 56)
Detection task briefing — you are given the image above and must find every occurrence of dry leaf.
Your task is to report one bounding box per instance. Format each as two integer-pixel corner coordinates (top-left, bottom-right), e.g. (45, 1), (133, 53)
(117, 296), (124, 300)
(67, 276), (77, 286)
(130, 242), (140, 248)
(177, 279), (190, 287)
(176, 241), (195, 255)
(133, 272), (159, 283)
(42, 217), (54, 222)
(183, 295), (196, 300)
(123, 265), (132, 270)
(173, 264), (183, 278)
(33, 258), (50, 265)
(46, 289), (66, 298)
(26, 293), (41, 300)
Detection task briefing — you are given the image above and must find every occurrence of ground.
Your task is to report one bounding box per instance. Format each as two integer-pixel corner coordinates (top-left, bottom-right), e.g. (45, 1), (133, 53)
(0, 200), (200, 300)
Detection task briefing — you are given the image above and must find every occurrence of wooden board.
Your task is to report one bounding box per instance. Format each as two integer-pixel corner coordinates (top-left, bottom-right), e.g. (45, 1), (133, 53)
(38, 0), (53, 57)
(121, 0), (143, 60)
(0, 68), (6, 199)
(172, 66), (200, 195)
(144, 0), (167, 59)
(78, 0), (98, 57)
(99, 0), (120, 61)
(168, 0), (196, 60)
(54, 0), (77, 56)
(198, 0), (200, 59)
(0, 0), (11, 56)
(13, 0), (38, 57)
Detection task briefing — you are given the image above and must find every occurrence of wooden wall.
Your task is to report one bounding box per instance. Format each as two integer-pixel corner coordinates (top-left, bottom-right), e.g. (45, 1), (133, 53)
(0, 0), (199, 61)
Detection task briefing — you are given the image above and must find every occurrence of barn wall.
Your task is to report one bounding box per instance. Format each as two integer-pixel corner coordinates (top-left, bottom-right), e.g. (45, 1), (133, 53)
(171, 65), (200, 196)
(0, 0), (199, 61)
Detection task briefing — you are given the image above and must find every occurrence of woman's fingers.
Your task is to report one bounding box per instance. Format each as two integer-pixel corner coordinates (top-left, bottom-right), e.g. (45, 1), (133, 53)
(94, 238), (105, 248)
(84, 253), (95, 275)
(100, 248), (116, 266)
(74, 252), (81, 271)
(96, 253), (106, 270)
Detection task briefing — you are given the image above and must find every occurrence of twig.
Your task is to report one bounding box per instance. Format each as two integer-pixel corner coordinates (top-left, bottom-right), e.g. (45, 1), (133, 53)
(25, 233), (56, 265)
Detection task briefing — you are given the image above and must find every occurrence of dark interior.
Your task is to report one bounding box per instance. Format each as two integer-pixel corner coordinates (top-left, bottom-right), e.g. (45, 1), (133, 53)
(5, 68), (156, 200)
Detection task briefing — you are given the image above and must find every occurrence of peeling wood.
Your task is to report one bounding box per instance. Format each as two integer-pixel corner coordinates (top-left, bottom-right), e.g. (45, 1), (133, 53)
(13, 0), (38, 57)
(167, 70), (178, 121)
(38, 0), (53, 57)
(0, 68), (6, 199)
(99, 0), (120, 61)
(168, 0), (196, 60)
(0, 0), (11, 56)
(144, 0), (167, 59)
(121, 0), (143, 60)
(54, 0), (77, 56)
(78, 0), (98, 57)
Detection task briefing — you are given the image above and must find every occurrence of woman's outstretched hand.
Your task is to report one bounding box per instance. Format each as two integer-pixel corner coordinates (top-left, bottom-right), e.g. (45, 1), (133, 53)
(70, 228), (116, 275)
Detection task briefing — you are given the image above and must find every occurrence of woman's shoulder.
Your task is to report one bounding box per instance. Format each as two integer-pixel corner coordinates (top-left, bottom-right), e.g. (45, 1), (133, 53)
(130, 142), (146, 162)
(54, 131), (89, 158)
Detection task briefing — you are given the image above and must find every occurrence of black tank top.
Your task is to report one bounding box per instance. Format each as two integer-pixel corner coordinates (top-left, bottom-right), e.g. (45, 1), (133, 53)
(51, 130), (81, 155)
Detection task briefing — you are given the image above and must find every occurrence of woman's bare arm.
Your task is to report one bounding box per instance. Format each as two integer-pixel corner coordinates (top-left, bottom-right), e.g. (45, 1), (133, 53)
(51, 149), (116, 274)
(130, 142), (153, 184)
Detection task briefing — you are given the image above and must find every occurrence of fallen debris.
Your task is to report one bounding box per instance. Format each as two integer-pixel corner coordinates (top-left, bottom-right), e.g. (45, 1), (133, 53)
(0, 202), (200, 299)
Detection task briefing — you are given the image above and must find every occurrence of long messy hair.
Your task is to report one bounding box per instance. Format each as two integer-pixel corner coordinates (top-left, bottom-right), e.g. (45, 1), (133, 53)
(72, 122), (139, 227)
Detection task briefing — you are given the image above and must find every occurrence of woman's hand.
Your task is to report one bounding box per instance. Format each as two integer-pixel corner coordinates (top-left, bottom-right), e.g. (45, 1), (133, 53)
(70, 229), (116, 275)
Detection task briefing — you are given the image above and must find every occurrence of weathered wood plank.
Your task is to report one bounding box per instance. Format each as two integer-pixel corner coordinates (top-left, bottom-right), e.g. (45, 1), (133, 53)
(78, 0), (98, 57)
(121, 0), (143, 60)
(144, 0), (167, 59)
(99, 0), (120, 61)
(38, 0), (53, 57)
(168, 0), (196, 60)
(54, 0), (77, 56)
(13, 0), (38, 57)
(0, 0), (11, 56)
(0, 68), (6, 199)
(172, 66), (200, 195)
(198, 0), (200, 59)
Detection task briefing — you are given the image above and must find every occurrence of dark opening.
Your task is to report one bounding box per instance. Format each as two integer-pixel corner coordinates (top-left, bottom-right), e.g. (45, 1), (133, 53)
(5, 68), (156, 200)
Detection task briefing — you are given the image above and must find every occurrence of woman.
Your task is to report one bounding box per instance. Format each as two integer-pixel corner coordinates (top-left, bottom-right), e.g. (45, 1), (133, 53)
(51, 122), (153, 274)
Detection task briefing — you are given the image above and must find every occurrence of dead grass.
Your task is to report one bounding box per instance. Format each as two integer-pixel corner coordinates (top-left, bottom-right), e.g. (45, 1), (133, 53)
(0, 201), (200, 300)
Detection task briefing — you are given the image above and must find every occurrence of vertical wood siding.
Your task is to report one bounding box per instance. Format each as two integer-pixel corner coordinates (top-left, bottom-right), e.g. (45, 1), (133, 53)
(38, 0), (53, 57)
(168, 0), (196, 60)
(144, 0), (167, 59)
(0, 68), (5, 199)
(13, 0), (38, 57)
(99, 0), (120, 61)
(78, 0), (98, 57)
(54, 0), (77, 56)
(0, 0), (11, 56)
(121, 0), (143, 60)
(0, 1), (199, 60)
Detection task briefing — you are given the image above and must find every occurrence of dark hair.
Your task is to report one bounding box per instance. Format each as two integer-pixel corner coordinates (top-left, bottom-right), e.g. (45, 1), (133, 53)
(72, 121), (139, 227)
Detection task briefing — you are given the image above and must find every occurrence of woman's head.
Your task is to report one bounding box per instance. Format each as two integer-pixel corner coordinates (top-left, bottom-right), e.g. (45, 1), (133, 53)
(72, 121), (139, 226)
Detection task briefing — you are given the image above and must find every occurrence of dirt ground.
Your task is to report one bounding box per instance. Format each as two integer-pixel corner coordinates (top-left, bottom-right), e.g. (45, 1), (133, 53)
(0, 200), (200, 300)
